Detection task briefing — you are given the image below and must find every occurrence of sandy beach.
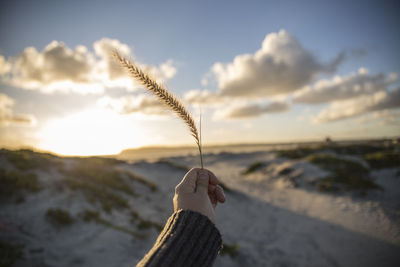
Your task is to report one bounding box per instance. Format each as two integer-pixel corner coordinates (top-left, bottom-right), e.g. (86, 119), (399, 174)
(1, 142), (399, 267)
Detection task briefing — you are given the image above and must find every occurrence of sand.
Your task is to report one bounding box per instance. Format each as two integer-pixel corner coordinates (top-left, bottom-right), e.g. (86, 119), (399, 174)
(0, 148), (399, 267)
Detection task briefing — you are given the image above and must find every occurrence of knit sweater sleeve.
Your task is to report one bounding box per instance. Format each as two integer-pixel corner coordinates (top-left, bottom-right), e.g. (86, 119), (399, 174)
(136, 209), (223, 267)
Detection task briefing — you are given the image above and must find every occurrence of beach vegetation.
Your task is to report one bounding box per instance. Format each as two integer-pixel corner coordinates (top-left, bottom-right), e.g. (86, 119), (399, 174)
(130, 210), (163, 232)
(156, 159), (190, 172)
(0, 168), (41, 198)
(124, 171), (158, 191)
(0, 240), (24, 267)
(307, 155), (382, 192)
(364, 151), (400, 169)
(64, 178), (129, 212)
(68, 159), (135, 196)
(242, 162), (264, 175)
(82, 209), (145, 239)
(46, 208), (74, 226)
(3, 149), (63, 171)
(221, 243), (240, 258)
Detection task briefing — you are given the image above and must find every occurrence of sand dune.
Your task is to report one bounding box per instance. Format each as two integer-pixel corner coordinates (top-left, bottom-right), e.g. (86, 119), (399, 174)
(1, 143), (399, 266)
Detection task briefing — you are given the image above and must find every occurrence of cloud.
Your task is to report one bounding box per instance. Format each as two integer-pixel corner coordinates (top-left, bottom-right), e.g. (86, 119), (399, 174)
(0, 38), (177, 94)
(0, 93), (35, 126)
(8, 41), (100, 94)
(293, 68), (397, 104)
(313, 88), (400, 123)
(207, 29), (344, 98)
(215, 101), (290, 119)
(97, 94), (166, 115)
(0, 55), (11, 75)
(184, 89), (224, 105)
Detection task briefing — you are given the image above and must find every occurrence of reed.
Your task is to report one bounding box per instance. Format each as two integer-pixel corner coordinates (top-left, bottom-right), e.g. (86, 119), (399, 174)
(112, 51), (203, 168)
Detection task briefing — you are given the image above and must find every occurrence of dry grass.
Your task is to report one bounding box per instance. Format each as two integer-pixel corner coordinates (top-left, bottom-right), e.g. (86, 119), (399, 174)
(113, 51), (203, 168)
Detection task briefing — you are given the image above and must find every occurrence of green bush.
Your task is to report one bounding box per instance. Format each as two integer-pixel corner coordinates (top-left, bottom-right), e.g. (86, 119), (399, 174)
(3, 149), (62, 171)
(307, 154), (369, 174)
(130, 210), (163, 232)
(0, 168), (41, 197)
(275, 147), (319, 159)
(307, 155), (382, 192)
(156, 159), (190, 172)
(137, 219), (163, 232)
(364, 151), (400, 169)
(242, 162), (264, 175)
(0, 240), (24, 267)
(124, 172), (158, 191)
(221, 243), (240, 258)
(65, 178), (129, 212)
(82, 209), (145, 239)
(46, 208), (74, 226)
(69, 159), (135, 196)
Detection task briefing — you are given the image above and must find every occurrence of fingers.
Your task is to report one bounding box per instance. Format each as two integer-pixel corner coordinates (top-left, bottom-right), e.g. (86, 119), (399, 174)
(196, 169), (209, 194)
(208, 170), (219, 185)
(215, 185), (226, 203)
(176, 168), (201, 193)
(176, 167), (226, 205)
(209, 191), (217, 208)
(209, 184), (226, 204)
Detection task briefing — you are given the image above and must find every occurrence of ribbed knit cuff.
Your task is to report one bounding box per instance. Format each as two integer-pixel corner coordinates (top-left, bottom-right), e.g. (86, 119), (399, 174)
(136, 209), (222, 267)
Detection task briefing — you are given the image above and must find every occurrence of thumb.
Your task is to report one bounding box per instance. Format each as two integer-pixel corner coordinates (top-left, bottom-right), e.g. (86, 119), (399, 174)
(196, 169), (209, 194)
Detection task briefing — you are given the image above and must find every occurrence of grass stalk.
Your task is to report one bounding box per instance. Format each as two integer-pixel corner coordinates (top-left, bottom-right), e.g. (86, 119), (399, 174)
(112, 51), (204, 168)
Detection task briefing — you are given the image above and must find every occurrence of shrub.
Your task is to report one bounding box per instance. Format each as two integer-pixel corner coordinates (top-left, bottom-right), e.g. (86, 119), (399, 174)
(124, 172), (158, 191)
(307, 155), (382, 192)
(46, 208), (74, 226)
(0, 240), (24, 267)
(69, 159), (135, 196)
(82, 209), (145, 239)
(3, 149), (62, 171)
(242, 162), (264, 175)
(364, 151), (400, 169)
(65, 178), (129, 212)
(221, 243), (240, 258)
(0, 168), (41, 198)
(137, 219), (163, 232)
(275, 147), (319, 159)
(130, 210), (163, 232)
(156, 159), (190, 172)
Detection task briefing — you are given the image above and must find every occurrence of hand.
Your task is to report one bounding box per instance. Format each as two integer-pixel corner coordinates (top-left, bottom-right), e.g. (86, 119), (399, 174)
(173, 168), (226, 224)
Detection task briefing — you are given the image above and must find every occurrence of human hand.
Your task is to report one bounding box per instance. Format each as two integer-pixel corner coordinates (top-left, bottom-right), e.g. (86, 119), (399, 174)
(173, 168), (226, 224)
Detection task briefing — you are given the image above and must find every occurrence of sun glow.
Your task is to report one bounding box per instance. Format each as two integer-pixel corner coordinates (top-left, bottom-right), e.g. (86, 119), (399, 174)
(37, 108), (148, 156)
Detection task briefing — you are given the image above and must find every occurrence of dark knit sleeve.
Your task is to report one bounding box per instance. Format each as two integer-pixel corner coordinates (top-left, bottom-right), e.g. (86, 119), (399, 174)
(136, 209), (222, 267)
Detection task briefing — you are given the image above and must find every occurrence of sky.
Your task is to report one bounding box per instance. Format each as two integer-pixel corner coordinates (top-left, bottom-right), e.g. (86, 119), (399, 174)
(0, 0), (399, 156)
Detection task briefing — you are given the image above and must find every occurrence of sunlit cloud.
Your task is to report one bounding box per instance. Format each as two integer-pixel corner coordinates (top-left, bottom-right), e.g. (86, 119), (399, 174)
(0, 38), (177, 94)
(357, 109), (400, 126)
(294, 68), (397, 104)
(204, 29), (344, 98)
(184, 29), (341, 119)
(313, 88), (400, 123)
(184, 89), (226, 105)
(0, 93), (35, 126)
(97, 95), (166, 115)
(92, 38), (177, 91)
(0, 55), (11, 75)
(214, 101), (290, 119)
